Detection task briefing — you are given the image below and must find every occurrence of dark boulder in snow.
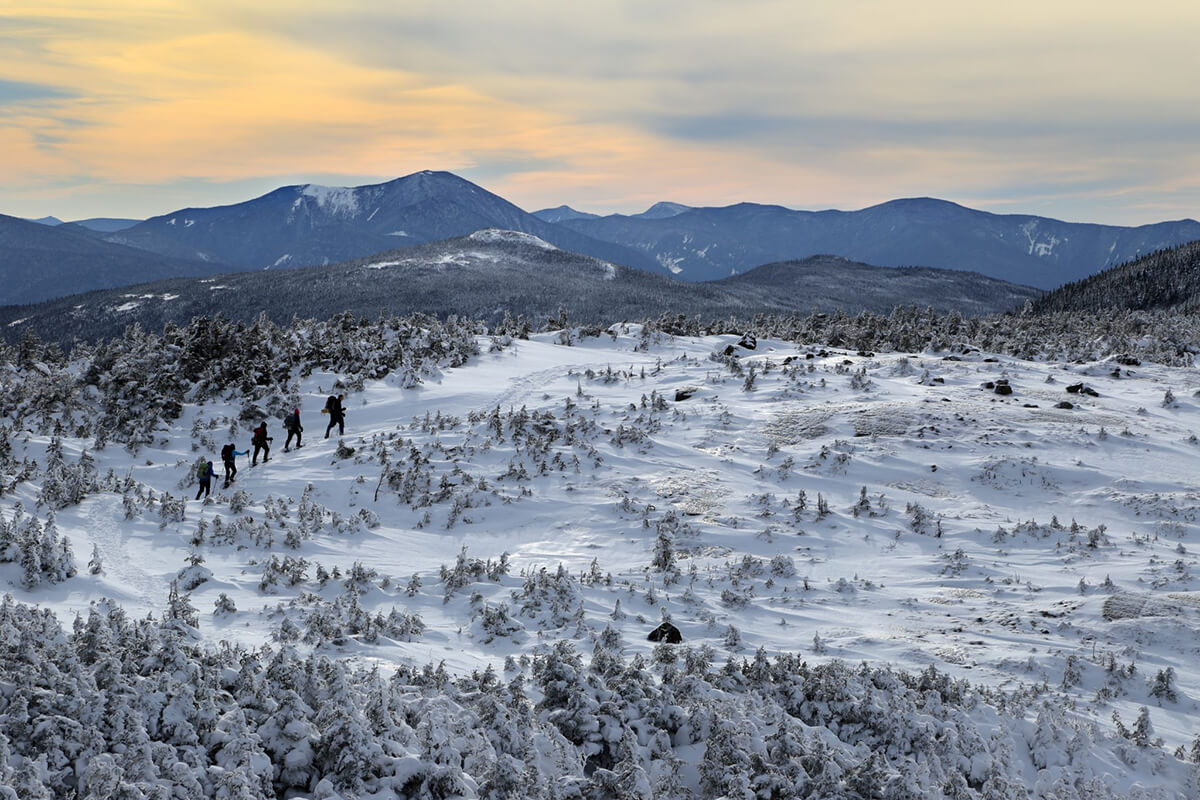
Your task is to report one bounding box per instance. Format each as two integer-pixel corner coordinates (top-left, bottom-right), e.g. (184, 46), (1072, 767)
(737, 333), (757, 350)
(674, 387), (699, 402)
(647, 621), (682, 643)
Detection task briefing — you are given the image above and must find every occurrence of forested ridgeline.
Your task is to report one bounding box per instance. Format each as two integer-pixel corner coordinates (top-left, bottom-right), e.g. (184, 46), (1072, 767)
(1032, 240), (1200, 314)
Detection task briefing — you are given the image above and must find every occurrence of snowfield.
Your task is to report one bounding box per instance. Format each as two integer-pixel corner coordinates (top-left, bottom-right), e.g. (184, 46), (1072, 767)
(3, 323), (1200, 797)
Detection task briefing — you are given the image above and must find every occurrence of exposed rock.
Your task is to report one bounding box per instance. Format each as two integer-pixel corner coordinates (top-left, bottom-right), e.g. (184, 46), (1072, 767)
(647, 621), (682, 643)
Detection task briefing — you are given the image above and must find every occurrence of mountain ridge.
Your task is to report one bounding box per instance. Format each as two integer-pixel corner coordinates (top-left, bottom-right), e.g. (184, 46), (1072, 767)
(1031, 239), (1200, 314)
(0, 230), (1039, 346)
(8, 170), (1200, 303)
(556, 196), (1200, 288)
(0, 212), (230, 305)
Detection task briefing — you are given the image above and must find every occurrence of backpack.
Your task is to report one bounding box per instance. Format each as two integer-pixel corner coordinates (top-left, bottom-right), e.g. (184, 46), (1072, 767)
(285, 412), (298, 430)
(252, 425), (266, 445)
(196, 460), (209, 480)
(221, 444), (234, 461)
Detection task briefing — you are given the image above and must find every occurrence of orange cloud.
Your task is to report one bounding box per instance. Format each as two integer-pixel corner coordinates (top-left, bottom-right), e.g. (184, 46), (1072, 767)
(1, 1), (1198, 223)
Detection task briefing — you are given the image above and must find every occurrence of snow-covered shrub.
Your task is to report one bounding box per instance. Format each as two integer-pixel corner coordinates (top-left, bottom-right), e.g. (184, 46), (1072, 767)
(0, 504), (75, 588)
(213, 593), (237, 616)
(512, 564), (582, 628)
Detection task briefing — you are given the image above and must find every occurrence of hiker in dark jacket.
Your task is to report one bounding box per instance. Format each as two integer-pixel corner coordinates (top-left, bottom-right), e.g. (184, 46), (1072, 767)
(221, 443), (247, 487)
(251, 423), (272, 465)
(283, 408), (303, 451)
(195, 460), (216, 500)
(323, 393), (345, 439)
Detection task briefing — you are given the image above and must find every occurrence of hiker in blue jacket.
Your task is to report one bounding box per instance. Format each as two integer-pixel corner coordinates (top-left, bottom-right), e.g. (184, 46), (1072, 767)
(221, 443), (247, 488)
(195, 460), (216, 500)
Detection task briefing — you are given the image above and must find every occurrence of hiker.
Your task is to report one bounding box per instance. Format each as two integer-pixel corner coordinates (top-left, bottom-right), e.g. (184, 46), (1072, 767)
(283, 408), (303, 451)
(221, 443), (246, 487)
(251, 422), (272, 465)
(323, 393), (345, 439)
(195, 459), (216, 500)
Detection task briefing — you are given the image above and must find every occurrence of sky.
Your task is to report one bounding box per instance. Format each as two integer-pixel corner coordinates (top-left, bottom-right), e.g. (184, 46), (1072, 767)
(2, 1), (1199, 225)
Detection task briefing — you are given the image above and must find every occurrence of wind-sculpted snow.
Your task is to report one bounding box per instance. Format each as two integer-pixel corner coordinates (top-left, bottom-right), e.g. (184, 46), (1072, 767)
(1, 316), (1200, 796)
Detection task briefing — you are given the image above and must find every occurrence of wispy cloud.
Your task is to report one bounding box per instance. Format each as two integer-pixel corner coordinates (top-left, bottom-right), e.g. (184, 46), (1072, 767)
(0, 78), (73, 108)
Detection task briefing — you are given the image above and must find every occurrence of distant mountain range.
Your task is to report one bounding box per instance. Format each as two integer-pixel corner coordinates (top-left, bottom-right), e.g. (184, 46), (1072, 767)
(549, 198), (1200, 289)
(0, 230), (1039, 346)
(4, 170), (1198, 305)
(532, 201), (693, 222)
(32, 216), (140, 233)
(0, 213), (227, 305)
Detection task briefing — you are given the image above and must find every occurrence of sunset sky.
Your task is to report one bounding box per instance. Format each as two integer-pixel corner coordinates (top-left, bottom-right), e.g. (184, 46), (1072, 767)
(3, 1), (1198, 224)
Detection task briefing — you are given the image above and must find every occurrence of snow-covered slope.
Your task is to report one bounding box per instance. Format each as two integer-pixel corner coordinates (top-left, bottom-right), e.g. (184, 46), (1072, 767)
(1, 321), (1199, 796)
